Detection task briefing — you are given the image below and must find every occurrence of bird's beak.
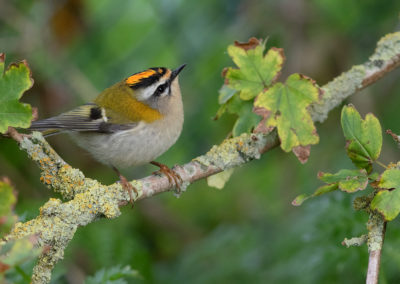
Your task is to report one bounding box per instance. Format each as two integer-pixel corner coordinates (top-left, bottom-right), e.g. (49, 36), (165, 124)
(170, 64), (186, 82)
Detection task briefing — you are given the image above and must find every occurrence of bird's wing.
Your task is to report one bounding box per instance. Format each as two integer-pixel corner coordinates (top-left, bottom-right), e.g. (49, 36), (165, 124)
(30, 103), (137, 135)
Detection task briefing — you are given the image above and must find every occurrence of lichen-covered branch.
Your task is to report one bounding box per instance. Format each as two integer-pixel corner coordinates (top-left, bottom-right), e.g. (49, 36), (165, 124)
(366, 212), (386, 284)
(342, 235), (368, 248)
(311, 32), (400, 123)
(3, 31), (400, 283)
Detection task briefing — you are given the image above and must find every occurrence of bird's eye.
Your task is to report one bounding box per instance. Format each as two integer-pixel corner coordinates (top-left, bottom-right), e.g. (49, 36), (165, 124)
(154, 84), (167, 97)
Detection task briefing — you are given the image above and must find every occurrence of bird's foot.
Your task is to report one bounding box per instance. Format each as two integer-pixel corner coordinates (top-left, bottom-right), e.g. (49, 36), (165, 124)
(150, 161), (182, 193)
(113, 167), (137, 206)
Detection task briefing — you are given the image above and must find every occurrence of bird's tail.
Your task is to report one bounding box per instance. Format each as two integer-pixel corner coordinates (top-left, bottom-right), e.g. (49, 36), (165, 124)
(29, 118), (63, 137)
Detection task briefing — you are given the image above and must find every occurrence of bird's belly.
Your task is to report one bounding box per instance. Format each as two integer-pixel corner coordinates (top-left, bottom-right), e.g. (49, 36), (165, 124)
(70, 121), (181, 168)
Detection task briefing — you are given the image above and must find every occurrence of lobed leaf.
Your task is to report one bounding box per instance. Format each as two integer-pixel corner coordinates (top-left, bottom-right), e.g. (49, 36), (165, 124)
(223, 38), (285, 100)
(254, 73), (320, 160)
(341, 105), (382, 172)
(0, 53), (33, 133)
(371, 168), (400, 221)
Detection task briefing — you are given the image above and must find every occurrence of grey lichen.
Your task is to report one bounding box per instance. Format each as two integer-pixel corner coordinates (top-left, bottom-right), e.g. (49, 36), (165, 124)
(369, 32), (400, 61)
(342, 235), (368, 248)
(311, 31), (400, 123)
(311, 65), (366, 123)
(195, 133), (266, 170)
(367, 212), (386, 252)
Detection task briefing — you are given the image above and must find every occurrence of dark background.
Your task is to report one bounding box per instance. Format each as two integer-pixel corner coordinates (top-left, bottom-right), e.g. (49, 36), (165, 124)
(1, 0), (400, 283)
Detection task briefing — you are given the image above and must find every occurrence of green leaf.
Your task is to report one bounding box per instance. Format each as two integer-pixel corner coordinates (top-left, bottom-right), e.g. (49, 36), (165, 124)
(0, 181), (16, 216)
(216, 93), (260, 136)
(341, 105), (382, 172)
(232, 102), (261, 136)
(0, 180), (17, 238)
(218, 85), (237, 104)
(0, 236), (41, 268)
(254, 73), (320, 154)
(0, 53), (33, 133)
(292, 169), (368, 206)
(292, 184), (338, 206)
(224, 38), (285, 100)
(371, 168), (400, 221)
(85, 265), (140, 284)
(319, 169), (368, 193)
(207, 168), (235, 190)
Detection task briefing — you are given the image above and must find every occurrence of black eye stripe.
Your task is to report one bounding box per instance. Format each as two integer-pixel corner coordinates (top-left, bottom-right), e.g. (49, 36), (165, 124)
(153, 83), (169, 97)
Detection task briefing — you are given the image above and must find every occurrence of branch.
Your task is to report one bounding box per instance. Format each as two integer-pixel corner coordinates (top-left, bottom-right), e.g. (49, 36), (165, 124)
(366, 212), (386, 284)
(3, 31), (400, 284)
(341, 235), (368, 248)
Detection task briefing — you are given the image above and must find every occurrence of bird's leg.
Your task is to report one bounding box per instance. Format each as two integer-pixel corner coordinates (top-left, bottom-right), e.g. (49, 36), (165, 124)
(112, 166), (137, 205)
(150, 161), (182, 193)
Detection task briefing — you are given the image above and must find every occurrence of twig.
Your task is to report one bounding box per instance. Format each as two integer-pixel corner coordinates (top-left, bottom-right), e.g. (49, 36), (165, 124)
(341, 235), (368, 248)
(386, 129), (400, 145)
(2, 31), (400, 284)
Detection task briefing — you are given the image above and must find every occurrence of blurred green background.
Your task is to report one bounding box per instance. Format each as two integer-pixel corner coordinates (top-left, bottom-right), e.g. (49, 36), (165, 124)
(1, 0), (400, 283)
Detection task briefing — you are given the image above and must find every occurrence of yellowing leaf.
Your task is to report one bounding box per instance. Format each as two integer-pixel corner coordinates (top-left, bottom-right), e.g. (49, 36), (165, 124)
(371, 168), (400, 221)
(318, 169), (368, 193)
(223, 38), (285, 100)
(207, 168), (235, 190)
(341, 105), (382, 173)
(0, 53), (33, 133)
(292, 169), (368, 206)
(254, 73), (320, 156)
(292, 184), (338, 206)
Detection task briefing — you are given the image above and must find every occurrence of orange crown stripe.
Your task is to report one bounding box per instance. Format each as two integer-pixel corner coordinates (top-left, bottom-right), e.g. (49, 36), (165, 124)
(126, 69), (157, 85)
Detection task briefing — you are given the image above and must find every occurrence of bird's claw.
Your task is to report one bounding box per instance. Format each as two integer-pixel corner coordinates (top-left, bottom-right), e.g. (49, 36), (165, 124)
(150, 161), (183, 193)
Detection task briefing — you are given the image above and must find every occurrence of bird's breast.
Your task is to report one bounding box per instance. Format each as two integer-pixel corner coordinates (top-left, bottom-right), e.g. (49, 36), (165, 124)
(71, 114), (183, 168)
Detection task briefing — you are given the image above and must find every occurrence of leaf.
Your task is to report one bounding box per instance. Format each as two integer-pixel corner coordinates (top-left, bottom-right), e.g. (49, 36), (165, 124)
(232, 102), (261, 136)
(292, 169), (368, 206)
(253, 73), (320, 156)
(223, 38), (285, 100)
(207, 168), (235, 190)
(0, 180), (16, 216)
(85, 265), (140, 284)
(371, 168), (400, 221)
(0, 236), (41, 269)
(216, 93), (260, 136)
(292, 184), (338, 206)
(341, 105), (382, 173)
(318, 169), (368, 193)
(0, 179), (17, 238)
(0, 53), (33, 133)
(214, 85), (238, 120)
(218, 85), (237, 105)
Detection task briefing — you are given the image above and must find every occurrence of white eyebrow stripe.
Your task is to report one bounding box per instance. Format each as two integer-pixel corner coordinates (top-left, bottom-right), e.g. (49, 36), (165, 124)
(135, 78), (169, 101)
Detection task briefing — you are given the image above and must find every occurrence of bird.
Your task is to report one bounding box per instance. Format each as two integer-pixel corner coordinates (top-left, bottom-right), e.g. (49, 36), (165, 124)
(29, 64), (186, 203)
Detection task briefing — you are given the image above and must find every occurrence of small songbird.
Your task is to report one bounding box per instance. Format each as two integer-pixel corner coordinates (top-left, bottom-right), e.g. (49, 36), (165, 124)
(30, 65), (186, 202)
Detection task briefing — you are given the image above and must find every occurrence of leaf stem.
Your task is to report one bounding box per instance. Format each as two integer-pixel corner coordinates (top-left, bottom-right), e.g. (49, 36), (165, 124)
(14, 265), (31, 282)
(375, 160), (387, 169)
